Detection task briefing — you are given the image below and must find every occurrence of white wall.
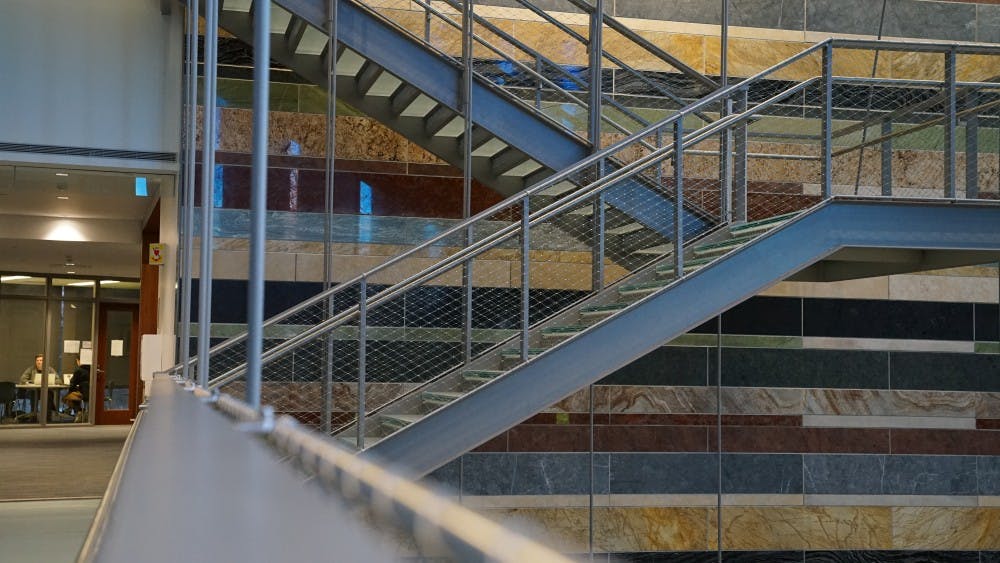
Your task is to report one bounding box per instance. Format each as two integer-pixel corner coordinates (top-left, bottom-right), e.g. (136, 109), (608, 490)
(157, 177), (179, 369)
(0, 0), (183, 169)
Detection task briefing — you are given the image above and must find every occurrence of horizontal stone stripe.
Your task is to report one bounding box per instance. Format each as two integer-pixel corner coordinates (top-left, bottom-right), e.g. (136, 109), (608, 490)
(804, 495), (979, 507)
(802, 337), (975, 353)
(802, 415), (977, 430)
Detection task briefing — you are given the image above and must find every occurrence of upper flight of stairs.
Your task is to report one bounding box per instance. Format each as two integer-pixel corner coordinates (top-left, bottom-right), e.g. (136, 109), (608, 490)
(205, 0), (717, 262)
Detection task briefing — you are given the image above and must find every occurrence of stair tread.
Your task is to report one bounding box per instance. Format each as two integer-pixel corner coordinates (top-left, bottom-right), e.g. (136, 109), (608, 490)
(581, 302), (629, 313)
(655, 256), (715, 274)
(632, 244), (673, 256)
(423, 390), (464, 399)
(695, 233), (758, 251)
(729, 212), (799, 233)
(542, 325), (588, 334)
(383, 413), (423, 423)
(606, 222), (645, 235)
(619, 279), (670, 292)
(501, 348), (547, 356)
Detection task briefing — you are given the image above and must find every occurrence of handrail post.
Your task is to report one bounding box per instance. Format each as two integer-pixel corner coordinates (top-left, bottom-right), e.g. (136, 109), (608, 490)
(881, 119), (893, 196)
(321, 0), (339, 435)
(461, 0), (475, 364)
(966, 90), (979, 199)
(944, 47), (957, 198)
(198, 0), (219, 388)
(520, 196), (530, 362)
(357, 276), (367, 449)
(821, 42), (833, 200)
(246, 0), (270, 410)
(180, 0), (199, 383)
(588, 0), (604, 147)
(534, 57), (543, 110)
(733, 87), (748, 224)
(673, 120), (684, 278)
(719, 96), (732, 224)
(592, 159), (606, 291)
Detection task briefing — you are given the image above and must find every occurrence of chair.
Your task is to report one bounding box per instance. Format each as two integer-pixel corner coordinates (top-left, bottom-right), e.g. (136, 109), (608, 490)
(0, 382), (16, 423)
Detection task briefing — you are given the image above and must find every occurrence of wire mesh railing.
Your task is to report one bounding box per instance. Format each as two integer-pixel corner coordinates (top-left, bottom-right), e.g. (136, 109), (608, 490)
(180, 38), (1000, 437)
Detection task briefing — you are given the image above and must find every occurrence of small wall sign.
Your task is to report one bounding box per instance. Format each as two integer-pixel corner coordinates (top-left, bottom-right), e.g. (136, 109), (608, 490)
(149, 243), (165, 266)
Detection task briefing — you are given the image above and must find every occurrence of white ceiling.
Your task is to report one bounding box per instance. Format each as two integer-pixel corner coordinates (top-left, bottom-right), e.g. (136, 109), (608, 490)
(0, 164), (165, 278)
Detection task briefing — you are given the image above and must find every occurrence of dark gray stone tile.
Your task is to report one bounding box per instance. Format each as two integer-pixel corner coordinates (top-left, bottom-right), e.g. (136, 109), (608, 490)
(601, 346), (709, 386)
(614, 0), (720, 25)
(730, 0), (804, 31)
(890, 352), (1000, 392)
(610, 453), (716, 494)
(804, 454), (886, 495)
(723, 454), (803, 494)
(805, 455), (978, 496)
(722, 296), (802, 337)
(883, 0), (976, 42)
(883, 455), (977, 496)
(718, 348), (888, 389)
(976, 303), (999, 342)
(806, 0), (883, 36)
(460, 453), (609, 496)
(424, 458), (461, 492)
(980, 6), (1000, 44)
(977, 456), (1000, 495)
(803, 298), (974, 341)
(982, 552), (1000, 563)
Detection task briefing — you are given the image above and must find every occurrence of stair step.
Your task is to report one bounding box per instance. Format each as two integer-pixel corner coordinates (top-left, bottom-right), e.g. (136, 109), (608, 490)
(568, 203), (609, 217)
(655, 256), (714, 277)
(618, 279), (670, 297)
(606, 222), (645, 236)
(579, 302), (629, 319)
(692, 234), (757, 258)
(500, 348), (546, 359)
(541, 325), (588, 339)
(382, 413), (423, 430)
(337, 435), (384, 449)
(463, 370), (504, 383)
(632, 244), (673, 256)
(729, 212), (799, 236)
(422, 390), (464, 406)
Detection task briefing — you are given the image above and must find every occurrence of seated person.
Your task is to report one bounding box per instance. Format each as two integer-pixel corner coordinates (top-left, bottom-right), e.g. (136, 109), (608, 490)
(19, 354), (57, 384)
(63, 359), (90, 422)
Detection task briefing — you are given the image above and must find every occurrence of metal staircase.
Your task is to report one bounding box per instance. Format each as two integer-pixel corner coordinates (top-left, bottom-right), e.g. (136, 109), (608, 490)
(178, 35), (1000, 475)
(208, 0), (719, 254)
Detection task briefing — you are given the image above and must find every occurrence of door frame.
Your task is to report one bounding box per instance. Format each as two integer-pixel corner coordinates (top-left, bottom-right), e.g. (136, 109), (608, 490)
(95, 303), (140, 424)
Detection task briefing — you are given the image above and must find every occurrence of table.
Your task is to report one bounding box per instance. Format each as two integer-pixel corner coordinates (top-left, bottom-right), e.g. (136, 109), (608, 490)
(15, 384), (69, 418)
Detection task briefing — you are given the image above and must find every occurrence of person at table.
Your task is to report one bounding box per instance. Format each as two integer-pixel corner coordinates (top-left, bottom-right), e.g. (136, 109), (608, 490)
(19, 354), (57, 384)
(63, 358), (90, 422)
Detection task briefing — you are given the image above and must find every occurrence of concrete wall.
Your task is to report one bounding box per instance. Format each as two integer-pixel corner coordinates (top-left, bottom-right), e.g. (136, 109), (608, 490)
(0, 0), (182, 171)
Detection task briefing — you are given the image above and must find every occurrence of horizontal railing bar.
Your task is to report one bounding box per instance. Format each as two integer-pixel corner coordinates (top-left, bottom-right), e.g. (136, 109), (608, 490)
(831, 38), (1000, 55)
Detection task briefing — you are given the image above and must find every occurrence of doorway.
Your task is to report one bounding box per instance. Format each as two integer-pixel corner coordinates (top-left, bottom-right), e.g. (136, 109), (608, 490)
(94, 304), (139, 424)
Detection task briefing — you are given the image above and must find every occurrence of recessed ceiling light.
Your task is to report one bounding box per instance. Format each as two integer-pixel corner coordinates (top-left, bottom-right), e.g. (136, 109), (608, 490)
(68, 281), (95, 287)
(56, 195), (69, 200)
(55, 172), (69, 177)
(99, 280), (120, 285)
(1, 275), (31, 282)
(66, 271), (76, 274)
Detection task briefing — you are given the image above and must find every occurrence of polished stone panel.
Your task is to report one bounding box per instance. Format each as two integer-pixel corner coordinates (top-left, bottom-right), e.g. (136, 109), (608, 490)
(805, 0), (882, 36)
(720, 427), (891, 454)
(720, 506), (892, 550)
(719, 348), (889, 389)
(804, 551), (979, 563)
(723, 454), (803, 494)
(460, 452), (610, 496)
(610, 453), (716, 494)
(803, 299), (974, 341)
(890, 352), (1000, 392)
(892, 507), (1000, 549)
(601, 347), (710, 387)
(803, 455), (977, 496)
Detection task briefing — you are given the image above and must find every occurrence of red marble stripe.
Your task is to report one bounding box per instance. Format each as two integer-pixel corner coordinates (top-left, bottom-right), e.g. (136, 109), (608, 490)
(471, 433), (509, 453)
(508, 425), (590, 452)
(715, 427), (890, 454)
(977, 419), (1000, 430)
(523, 413), (612, 425)
(891, 429), (1000, 455)
(595, 425), (710, 452)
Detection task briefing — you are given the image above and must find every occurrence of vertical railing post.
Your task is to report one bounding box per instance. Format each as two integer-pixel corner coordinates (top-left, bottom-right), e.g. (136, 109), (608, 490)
(197, 0), (219, 388)
(246, 0), (270, 410)
(673, 120), (684, 278)
(944, 48), (957, 198)
(733, 88), (748, 224)
(588, 0), (604, 147)
(321, 0), (339, 435)
(180, 0), (199, 382)
(881, 119), (893, 196)
(592, 159), (606, 292)
(821, 42), (833, 200)
(424, 0), (432, 43)
(461, 0), (474, 364)
(965, 91), (979, 199)
(357, 276), (367, 449)
(534, 58), (543, 110)
(719, 96), (732, 224)
(520, 196), (530, 362)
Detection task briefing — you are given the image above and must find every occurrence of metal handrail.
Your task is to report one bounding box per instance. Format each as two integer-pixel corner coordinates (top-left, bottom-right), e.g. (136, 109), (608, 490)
(180, 38), (832, 378)
(208, 63), (828, 388)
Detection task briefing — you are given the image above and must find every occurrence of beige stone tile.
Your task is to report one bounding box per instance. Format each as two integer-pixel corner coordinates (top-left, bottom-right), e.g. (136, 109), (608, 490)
(892, 507), (1000, 550)
(761, 277), (889, 299)
(595, 506), (711, 552)
(511, 20), (589, 66)
(888, 274), (999, 304)
(211, 250), (248, 280)
(336, 115), (408, 162)
(706, 37), (817, 80)
(891, 51), (946, 81)
(718, 506), (892, 550)
(526, 261), (594, 291)
(606, 385), (714, 414)
(724, 387), (804, 416)
(805, 389), (979, 418)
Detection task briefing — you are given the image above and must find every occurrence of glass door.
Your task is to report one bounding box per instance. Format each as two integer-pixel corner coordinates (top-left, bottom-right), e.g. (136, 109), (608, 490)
(95, 304), (138, 425)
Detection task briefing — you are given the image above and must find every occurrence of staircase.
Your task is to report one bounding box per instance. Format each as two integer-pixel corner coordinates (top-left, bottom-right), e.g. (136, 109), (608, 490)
(179, 32), (1000, 477)
(208, 0), (719, 256)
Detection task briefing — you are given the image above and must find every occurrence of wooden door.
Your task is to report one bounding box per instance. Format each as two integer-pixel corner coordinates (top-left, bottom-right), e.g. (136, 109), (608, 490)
(95, 304), (139, 424)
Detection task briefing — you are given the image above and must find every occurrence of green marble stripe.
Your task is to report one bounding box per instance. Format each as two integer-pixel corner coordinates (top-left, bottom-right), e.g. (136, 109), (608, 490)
(975, 342), (1000, 354)
(667, 334), (803, 349)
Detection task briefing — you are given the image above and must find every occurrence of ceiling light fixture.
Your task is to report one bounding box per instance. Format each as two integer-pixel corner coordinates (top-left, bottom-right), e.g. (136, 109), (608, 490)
(57, 195), (69, 200)
(1, 275), (31, 282)
(68, 281), (95, 287)
(66, 271), (76, 274)
(99, 280), (120, 285)
(55, 172), (69, 177)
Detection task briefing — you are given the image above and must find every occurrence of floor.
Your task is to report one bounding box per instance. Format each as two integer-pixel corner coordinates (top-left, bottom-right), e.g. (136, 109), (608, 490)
(0, 425), (130, 559)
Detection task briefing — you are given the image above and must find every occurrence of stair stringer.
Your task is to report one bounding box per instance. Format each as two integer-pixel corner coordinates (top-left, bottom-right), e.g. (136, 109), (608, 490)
(362, 198), (1000, 476)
